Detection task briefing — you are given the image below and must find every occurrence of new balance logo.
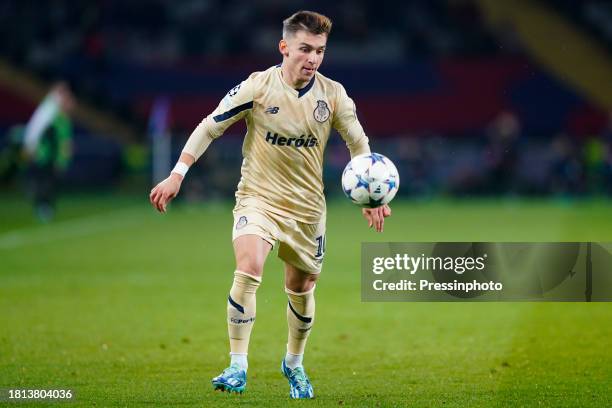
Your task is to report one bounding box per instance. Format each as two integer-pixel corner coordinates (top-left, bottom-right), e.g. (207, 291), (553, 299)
(265, 131), (319, 148)
(265, 106), (280, 114)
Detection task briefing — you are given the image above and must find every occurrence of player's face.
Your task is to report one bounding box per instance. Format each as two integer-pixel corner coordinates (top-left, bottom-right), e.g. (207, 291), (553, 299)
(280, 30), (327, 85)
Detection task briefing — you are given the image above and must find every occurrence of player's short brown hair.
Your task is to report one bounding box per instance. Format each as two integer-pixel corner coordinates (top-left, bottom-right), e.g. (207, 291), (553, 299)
(282, 10), (332, 38)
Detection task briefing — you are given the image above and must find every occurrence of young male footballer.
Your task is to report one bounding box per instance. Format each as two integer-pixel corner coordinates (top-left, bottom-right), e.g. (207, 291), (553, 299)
(149, 10), (391, 399)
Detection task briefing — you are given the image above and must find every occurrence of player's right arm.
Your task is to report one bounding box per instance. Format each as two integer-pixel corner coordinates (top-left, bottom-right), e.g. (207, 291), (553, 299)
(149, 74), (257, 213)
(149, 152), (194, 213)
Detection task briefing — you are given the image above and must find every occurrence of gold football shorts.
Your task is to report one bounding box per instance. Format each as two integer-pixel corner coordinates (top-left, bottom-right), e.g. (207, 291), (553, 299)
(232, 197), (326, 274)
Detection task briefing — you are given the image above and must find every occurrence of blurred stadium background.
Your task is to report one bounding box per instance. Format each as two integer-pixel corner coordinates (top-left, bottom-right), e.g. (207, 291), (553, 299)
(2, 0), (612, 200)
(2, 1), (612, 406)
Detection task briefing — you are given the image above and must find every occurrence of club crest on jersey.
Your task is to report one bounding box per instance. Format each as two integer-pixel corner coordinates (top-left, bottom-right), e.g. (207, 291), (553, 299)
(236, 216), (248, 230)
(313, 100), (330, 122)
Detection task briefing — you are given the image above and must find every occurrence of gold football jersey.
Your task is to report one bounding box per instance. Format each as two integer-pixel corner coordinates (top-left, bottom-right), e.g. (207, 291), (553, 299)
(183, 65), (370, 223)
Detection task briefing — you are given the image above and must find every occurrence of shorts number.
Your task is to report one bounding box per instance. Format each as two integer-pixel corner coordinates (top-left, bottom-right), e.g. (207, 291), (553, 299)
(315, 235), (326, 258)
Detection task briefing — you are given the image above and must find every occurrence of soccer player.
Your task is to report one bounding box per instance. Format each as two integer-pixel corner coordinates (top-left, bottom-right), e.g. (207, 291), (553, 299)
(22, 82), (74, 222)
(149, 10), (391, 399)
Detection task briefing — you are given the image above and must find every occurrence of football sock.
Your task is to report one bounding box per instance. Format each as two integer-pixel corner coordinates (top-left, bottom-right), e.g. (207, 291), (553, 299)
(284, 351), (304, 370)
(227, 270), (261, 356)
(285, 285), (315, 359)
(230, 352), (248, 371)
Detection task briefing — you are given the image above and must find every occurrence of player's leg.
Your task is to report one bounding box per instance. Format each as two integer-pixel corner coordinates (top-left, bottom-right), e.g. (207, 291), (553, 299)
(285, 263), (318, 363)
(228, 234), (271, 364)
(277, 217), (325, 399)
(213, 202), (279, 393)
(281, 263), (318, 399)
(212, 234), (272, 393)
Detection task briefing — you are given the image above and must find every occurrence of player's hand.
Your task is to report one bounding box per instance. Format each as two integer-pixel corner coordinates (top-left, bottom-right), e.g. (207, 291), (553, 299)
(362, 204), (392, 233)
(149, 173), (183, 213)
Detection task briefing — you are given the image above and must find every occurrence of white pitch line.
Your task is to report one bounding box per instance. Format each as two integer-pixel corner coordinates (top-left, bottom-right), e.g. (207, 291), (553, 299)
(0, 206), (146, 250)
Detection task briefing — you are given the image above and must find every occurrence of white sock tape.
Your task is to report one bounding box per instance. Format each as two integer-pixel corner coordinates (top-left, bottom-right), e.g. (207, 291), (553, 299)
(171, 162), (189, 177)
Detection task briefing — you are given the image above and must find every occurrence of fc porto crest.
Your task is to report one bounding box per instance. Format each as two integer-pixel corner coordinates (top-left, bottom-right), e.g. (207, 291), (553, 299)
(236, 216), (248, 230)
(313, 100), (330, 123)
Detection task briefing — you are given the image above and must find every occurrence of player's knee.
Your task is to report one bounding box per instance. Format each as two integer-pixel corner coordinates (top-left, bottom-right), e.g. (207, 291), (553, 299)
(286, 272), (318, 293)
(236, 258), (265, 277)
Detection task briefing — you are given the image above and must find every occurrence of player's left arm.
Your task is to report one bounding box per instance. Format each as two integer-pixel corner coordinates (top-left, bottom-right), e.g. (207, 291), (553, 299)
(362, 205), (391, 232)
(332, 84), (391, 232)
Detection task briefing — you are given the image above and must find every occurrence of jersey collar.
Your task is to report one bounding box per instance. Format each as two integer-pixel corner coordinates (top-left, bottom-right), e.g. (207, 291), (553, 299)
(276, 64), (316, 98)
(297, 76), (315, 98)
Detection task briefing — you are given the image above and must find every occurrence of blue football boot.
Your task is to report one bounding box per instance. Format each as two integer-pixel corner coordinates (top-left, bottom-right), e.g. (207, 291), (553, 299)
(211, 363), (246, 394)
(281, 359), (314, 399)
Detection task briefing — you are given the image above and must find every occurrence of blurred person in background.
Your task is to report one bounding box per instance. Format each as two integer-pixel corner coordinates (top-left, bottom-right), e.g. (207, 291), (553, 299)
(549, 132), (583, 196)
(482, 111), (522, 195)
(22, 81), (75, 222)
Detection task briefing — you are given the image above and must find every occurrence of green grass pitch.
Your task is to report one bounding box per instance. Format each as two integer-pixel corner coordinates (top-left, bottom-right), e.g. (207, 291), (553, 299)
(1, 194), (611, 407)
